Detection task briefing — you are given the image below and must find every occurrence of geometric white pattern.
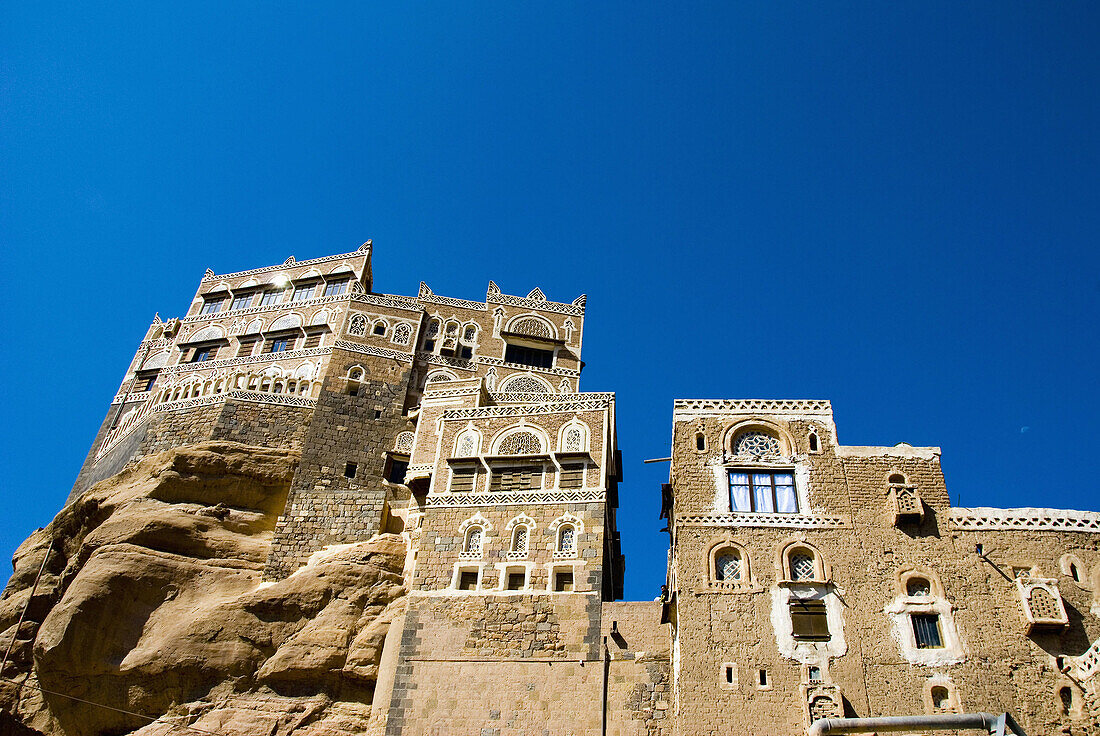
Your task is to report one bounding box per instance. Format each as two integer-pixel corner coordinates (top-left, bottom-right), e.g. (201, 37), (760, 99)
(950, 507), (1100, 532)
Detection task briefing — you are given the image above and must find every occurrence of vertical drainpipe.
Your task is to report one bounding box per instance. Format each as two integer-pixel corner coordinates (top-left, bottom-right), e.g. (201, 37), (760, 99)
(601, 635), (610, 736)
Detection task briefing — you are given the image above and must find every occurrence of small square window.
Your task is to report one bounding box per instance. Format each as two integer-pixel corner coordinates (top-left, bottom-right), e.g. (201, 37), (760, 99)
(386, 458), (408, 485)
(373, 323), (387, 336)
(790, 599), (830, 641)
(553, 570), (574, 592)
(268, 337), (293, 353)
(506, 572), (526, 591)
(191, 345), (217, 363)
(458, 571), (478, 591)
(344, 462), (357, 479)
(459, 346), (473, 359)
(912, 613), (943, 649)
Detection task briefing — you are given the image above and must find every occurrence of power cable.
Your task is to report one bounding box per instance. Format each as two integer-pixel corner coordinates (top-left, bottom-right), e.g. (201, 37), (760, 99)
(0, 676), (227, 736)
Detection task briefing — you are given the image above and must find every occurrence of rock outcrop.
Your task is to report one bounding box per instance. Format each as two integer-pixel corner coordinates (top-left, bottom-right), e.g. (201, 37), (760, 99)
(0, 442), (407, 736)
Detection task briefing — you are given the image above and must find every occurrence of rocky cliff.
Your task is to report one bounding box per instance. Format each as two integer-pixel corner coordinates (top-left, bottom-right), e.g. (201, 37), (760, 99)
(0, 442), (407, 736)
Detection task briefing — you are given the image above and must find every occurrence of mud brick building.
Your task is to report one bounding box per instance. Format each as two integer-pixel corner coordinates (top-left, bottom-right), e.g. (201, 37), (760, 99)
(59, 244), (1100, 735)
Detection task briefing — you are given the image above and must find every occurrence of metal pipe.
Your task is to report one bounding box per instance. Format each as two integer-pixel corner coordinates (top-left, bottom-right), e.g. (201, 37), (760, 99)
(808, 712), (1026, 736)
(600, 635), (609, 736)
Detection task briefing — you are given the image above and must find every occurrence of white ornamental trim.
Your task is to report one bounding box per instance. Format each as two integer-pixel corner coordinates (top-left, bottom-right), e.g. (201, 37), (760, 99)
(426, 488), (605, 508)
(419, 292), (489, 311)
(333, 340), (415, 362)
(677, 513), (848, 529)
(352, 293), (423, 312)
(417, 352), (478, 372)
(201, 249), (367, 282)
(673, 399), (832, 416)
(443, 399), (611, 420)
(476, 356), (581, 378)
(182, 293), (350, 324)
(1074, 639), (1100, 681)
(487, 292), (584, 316)
(159, 347), (332, 377)
(950, 507), (1100, 532)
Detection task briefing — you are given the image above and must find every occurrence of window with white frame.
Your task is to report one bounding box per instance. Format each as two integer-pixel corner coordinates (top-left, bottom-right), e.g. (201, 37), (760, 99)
(729, 471), (798, 513)
(464, 526), (484, 554)
(557, 524), (576, 554)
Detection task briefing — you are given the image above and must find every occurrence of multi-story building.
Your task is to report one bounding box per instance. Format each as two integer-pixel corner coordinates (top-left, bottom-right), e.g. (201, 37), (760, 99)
(663, 399), (1100, 735)
(50, 245), (1100, 735)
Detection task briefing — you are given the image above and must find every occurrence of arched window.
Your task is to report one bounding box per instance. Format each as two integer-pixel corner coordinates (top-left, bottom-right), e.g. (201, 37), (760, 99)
(714, 549), (742, 582)
(808, 430), (819, 453)
(733, 430), (781, 457)
(455, 429), (479, 458)
(889, 473), (906, 485)
(696, 433), (706, 452)
(348, 367), (364, 381)
(500, 375), (552, 394)
(1060, 686), (1074, 715)
(395, 431), (415, 454)
(423, 319), (440, 351)
(509, 316), (553, 339)
(373, 320), (388, 337)
(392, 323), (411, 346)
(464, 526), (484, 554)
(497, 430), (542, 455)
(557, 524), (576, 554)
(788, 548), (817, 582)
(906, 576), (931, 597)
(511, 526), (529, 554)
(1028, 587), (1062, 620)
(931, 686), (951, 713)
(463, 324), (477, 342)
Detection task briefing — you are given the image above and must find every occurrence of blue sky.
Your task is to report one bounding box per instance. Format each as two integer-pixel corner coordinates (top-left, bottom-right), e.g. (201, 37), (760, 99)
(2, 3), (1098, 600)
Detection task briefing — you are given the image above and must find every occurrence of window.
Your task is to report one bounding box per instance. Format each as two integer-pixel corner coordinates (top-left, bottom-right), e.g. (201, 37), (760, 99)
(790, 599), (830, 641)
(553, 570), (574, 592)
(373, 322), (387, 336)
(715, 550), (742, 582)
(1070, 563), (1081, 583)
(729, 471), (797, 513)
(458, 571), (478, 591)
(559, 464), (584, 489)
(460, 346), (473, 359)
(789, 551), (816, 581)
(348, 314), (368, 336)
(808, 431), (819, 452)
(1060, 686), (1074, 715)
(497, 431), (542, 455)
(757, 669), (768, 688)
(450, 468), (476, 493)
(267, 336), (294, 353)
(259, 289), (283, 307)
(696, 433), (706, 451)
(912, 613), (943, 649)
(344, 462), (357, 479)
(506, 571), (526, 590)
(807, 666), (823, 683)
(511, 526), (529, 554)
(323, 279), (349, 297)
(423, 320), (440, 351)
(504, 344), (553, 369)
(490, 467), (542, 492)
(386, 458), (408, 484)
(237, 337), (258, 357)
(557, 524), (576, 553)
(191, 345), (218, 362)
(464, 526), (483, 554)
(931, 686), (951, 713)
(200, 298), (224, 315)
(302, 329), (325, 349)
(230, 294), (253, 310)
(733, 430), (781, 457)
(906, 577), (931, 597)
(136, 372), (158, 391)
(291, 283), (317, 301)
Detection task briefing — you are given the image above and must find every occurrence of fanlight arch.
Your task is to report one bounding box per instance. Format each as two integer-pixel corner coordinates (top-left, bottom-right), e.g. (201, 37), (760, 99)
(493, 428), (546, 455)
(269, 313), (303, 332)
(505, 314), (556, 339)
(498, 374), (553, 394)
(190, 325), (225, 343)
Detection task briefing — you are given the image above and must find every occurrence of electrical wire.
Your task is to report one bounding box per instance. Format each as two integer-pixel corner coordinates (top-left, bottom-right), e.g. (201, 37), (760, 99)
(0, 675), (227, 736)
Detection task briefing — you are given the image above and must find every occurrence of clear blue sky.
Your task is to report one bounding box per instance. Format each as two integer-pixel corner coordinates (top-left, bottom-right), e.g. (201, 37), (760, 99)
(2, 3), (1098, 600)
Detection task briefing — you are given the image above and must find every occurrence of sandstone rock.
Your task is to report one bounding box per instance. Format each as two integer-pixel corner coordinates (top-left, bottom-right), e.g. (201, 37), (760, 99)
(0, 442), (406, 736)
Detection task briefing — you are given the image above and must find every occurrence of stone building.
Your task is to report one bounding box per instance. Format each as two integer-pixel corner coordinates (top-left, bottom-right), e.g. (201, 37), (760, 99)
(47, 245), (1100, 735)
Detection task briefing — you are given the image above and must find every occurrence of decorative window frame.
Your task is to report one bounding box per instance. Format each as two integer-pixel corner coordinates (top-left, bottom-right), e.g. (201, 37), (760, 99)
(885, 568), (965, 665)
(346, 365), (366, 382)
(491, 424), (549, 456)
(495, 562), (534, 592)
(425, 369), (459, 384)
(451, 563), (483, 592)
(391, 322), (413, 346)
(347, 313), (369, 337)
(1055, 677), (1086, 720)
(1060, 554), (1089, 588)
(505, 514), (535, 559)
(447, 464), (479, 494)
(722, 419), (795, 461)
(707, 538), (754, 591)
(394, 431), (415, 454)
(372, 318), (390, 337)
(557, 419), (590, 453)
(549, 513), (583, 559)
(504, 312), (558, 341)
(458, 512), (492, 559)
(807, 425), (822, 454)
(546, 560), (586, 593)
(498, 372), (555, 394)
(453, 426), (482, 458)
(1016, 577), (1069, 632)
(801, 683), (845, 729)
(771, 585), (848, 663)
(777, 540), (829, 585)
(887, 471), (924, 524)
